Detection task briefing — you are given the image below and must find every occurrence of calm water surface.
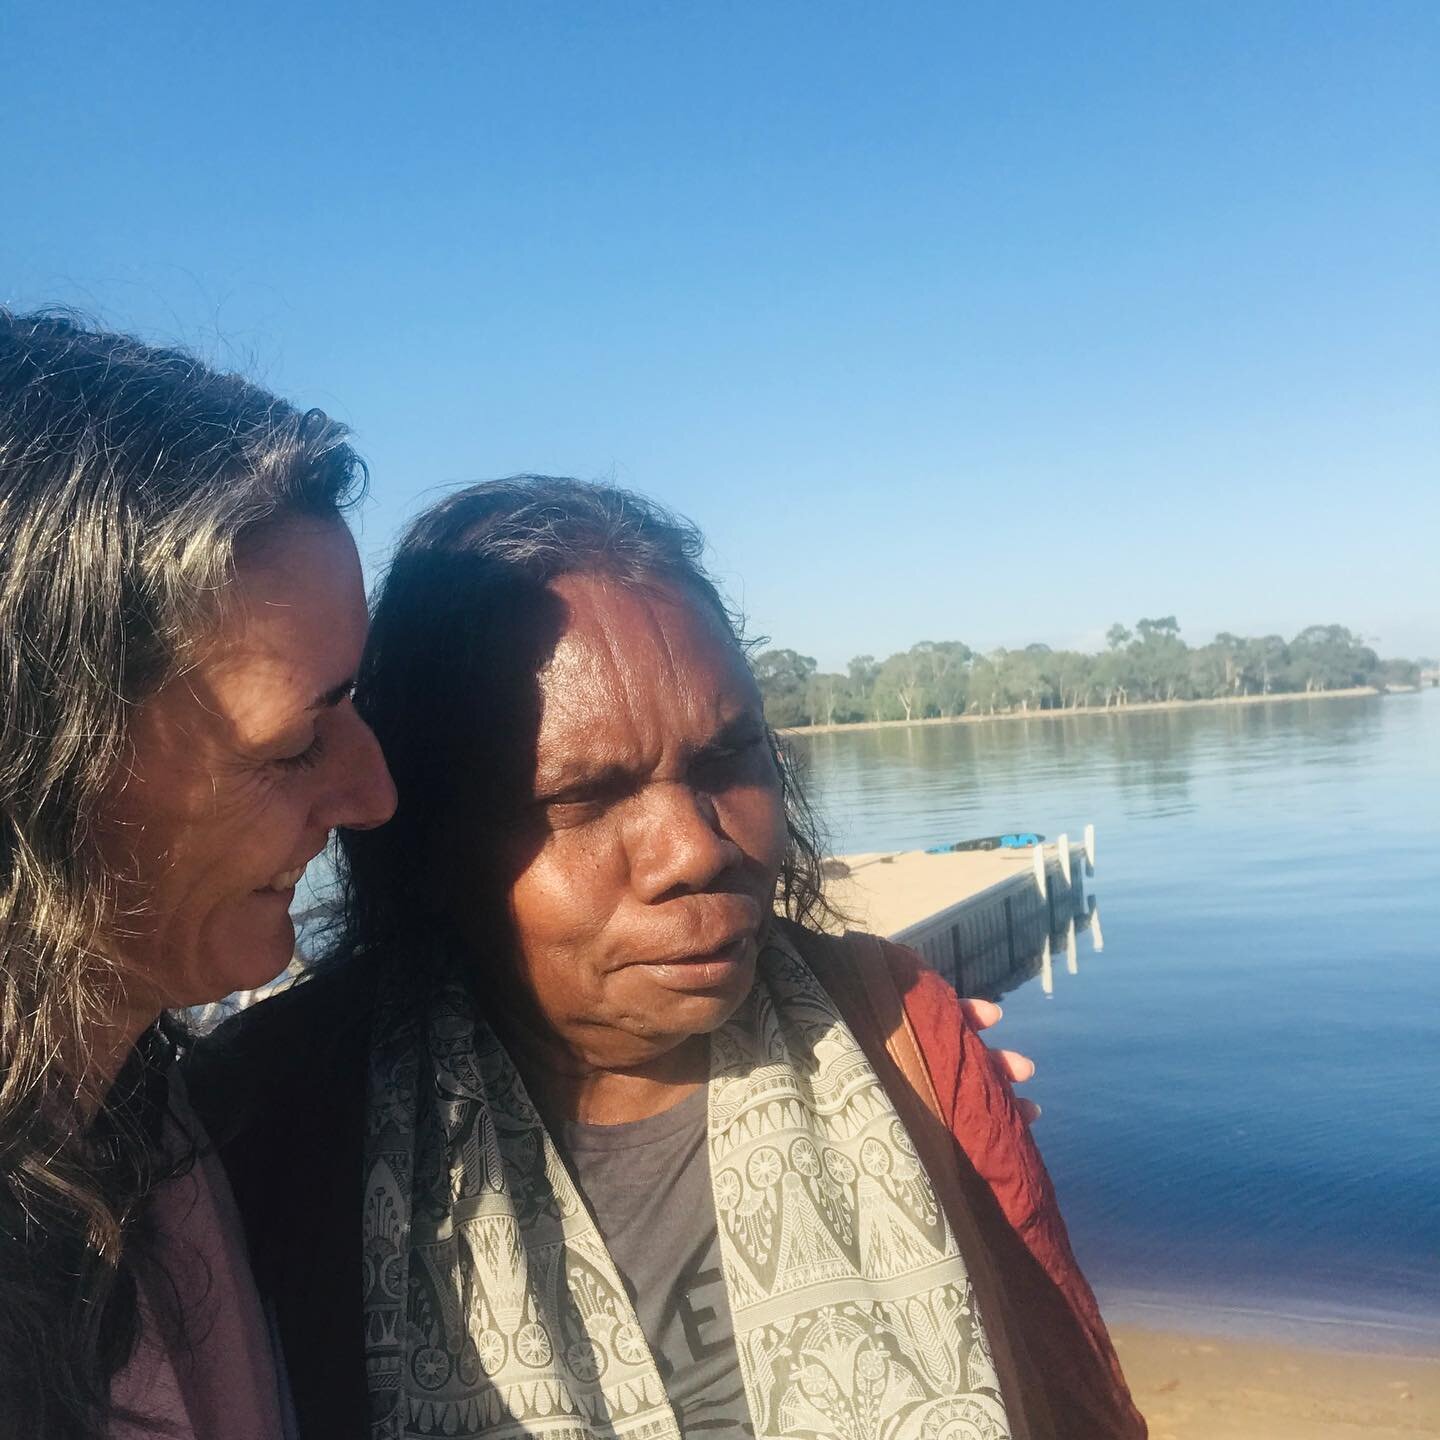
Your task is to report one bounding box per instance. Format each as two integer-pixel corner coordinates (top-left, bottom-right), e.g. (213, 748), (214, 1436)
(790, 691), (1440, 1347)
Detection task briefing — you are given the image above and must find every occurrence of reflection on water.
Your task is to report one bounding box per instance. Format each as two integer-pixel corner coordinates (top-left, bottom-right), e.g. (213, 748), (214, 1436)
(1012, 903), (1101, 1002)
(793, 697), (1396, 847)
(916, 859), (1100, 1003)
(792, 692), (1440, 1345)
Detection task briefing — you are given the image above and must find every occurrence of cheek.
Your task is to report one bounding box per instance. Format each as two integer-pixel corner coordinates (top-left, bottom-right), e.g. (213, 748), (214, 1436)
(103, 775), (311, 983)
(506, 838), (623, 993)
(723, 782), (789, 877)
(162, 795), (301, 906)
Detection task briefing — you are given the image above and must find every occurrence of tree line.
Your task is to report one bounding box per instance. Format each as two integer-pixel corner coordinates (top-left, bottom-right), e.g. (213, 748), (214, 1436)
(754, 619), (1422, 729)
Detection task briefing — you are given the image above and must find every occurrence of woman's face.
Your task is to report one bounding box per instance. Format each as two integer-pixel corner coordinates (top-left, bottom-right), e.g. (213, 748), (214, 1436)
(492, 573), (788, 1074)
(98, 517), (397, 1012)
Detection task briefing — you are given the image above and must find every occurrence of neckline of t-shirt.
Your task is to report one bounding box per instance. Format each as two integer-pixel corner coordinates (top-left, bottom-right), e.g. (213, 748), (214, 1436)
(559, 1081), (709, 1152)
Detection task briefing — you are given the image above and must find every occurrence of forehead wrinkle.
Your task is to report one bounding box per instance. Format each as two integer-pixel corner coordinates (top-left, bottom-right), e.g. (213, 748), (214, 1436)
(605, 589), (686, 753)
(535, 574), (759, 791)
(533, 610), (646, 789)
(649, 586), (758, 716)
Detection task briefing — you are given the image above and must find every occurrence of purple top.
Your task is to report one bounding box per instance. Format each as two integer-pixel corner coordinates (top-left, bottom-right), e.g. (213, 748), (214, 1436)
(110, 1078), (289, 1439)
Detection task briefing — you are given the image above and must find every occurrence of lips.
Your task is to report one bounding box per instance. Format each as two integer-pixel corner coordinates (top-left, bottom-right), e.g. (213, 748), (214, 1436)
(635, 938), (755, 994)
(630, 893), (764, 971)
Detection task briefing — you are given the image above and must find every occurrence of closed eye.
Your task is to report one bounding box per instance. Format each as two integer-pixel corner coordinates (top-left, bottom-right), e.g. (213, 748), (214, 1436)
(690, 725), (769, 782)
(269, 686), (356, 774)
(533, 767), (638, 812)
(274, 732), (325, 772)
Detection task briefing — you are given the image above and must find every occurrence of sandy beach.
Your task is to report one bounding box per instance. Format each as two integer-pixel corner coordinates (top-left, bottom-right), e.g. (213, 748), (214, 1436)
(1112, 1327), (1440, 1439)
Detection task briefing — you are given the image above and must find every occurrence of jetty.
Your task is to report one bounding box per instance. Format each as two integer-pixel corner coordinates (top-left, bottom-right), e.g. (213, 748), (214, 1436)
(822, 828), (1098, 999)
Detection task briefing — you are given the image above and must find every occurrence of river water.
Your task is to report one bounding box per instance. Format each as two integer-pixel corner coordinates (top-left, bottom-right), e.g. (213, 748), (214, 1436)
(788, 690), (1440, 1349)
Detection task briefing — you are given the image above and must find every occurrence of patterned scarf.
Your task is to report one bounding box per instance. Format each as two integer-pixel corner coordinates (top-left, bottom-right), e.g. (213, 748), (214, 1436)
(363, 933), (1011, 1440)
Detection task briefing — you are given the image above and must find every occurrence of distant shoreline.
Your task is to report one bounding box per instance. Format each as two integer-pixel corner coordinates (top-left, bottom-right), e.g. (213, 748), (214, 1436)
(778, 685), (1400, 738)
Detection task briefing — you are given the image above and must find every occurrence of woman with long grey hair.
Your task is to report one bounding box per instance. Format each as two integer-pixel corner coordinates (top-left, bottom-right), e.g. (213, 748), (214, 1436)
(0, 311), (396, 1437)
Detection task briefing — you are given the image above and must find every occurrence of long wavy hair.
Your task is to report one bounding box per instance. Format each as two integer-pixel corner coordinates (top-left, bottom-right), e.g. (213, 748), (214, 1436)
(332, 475), (834, 979)
(0, 310), (365, 1438)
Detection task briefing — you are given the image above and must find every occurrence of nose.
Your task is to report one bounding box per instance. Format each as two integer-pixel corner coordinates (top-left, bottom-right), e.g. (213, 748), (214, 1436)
(316, 704), (397, 834)
(629, 782), (743, 904)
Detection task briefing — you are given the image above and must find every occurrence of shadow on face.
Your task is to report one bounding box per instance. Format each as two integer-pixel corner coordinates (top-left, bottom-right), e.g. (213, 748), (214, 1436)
(348, 554), (568, 970)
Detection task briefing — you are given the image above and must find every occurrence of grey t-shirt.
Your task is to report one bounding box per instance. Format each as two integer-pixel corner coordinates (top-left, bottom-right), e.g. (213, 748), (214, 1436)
(558, 1086), (752, 1437)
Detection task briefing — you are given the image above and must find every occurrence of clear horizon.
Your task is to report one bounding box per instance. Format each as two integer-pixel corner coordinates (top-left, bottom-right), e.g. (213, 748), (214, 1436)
(5, 1), (1436, 670)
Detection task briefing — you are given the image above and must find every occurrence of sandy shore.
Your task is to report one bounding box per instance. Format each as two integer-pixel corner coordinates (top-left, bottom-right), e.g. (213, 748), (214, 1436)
(1112, 1327), (1440, 1439)
(779, 686), (1390, 737)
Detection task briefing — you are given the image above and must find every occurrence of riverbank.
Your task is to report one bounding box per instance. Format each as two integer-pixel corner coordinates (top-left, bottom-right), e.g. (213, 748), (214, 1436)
(1112, 1327), (1440, 1439)
(779, 685), (1392, 737)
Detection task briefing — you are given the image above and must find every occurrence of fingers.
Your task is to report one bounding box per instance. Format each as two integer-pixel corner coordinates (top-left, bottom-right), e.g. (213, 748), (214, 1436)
(993, 1048), (1036, 1085)
(960, 997), (1041, 1121)
(958, 997), (1002, 1032)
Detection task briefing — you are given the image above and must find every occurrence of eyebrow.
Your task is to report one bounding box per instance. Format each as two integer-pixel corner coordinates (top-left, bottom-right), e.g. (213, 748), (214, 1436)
(308, 677), (357, 711)
(532, 760), (636, 804)
(697, 712), (765, 753)
(533, 712), (766, 801)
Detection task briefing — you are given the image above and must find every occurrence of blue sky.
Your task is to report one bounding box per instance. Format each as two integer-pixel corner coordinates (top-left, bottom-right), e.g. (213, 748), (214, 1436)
(4, 1), (1436, 669)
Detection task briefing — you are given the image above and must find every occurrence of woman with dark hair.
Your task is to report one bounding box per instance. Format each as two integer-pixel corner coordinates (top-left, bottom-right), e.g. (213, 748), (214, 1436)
(198, 477), (1144, 1439)
(0, 311), (397, 1437)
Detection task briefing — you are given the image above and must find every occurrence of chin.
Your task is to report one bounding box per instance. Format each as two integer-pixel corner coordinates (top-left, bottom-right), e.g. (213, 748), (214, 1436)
(195, 923), (296, 1004)
(651, 967), (756, 1036)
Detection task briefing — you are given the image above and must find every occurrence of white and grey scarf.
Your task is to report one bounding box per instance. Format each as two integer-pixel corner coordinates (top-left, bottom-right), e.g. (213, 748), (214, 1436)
(362, 932), (1010, 1440)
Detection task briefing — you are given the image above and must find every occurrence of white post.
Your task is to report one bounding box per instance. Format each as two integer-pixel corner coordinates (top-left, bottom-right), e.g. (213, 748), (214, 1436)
(1089, 905), (1104, 953)
(1066, 917), (1079, 974)
(1084, 823), (1096, 871)
(1033, 844), (1047, 899)
(1041, 935), (1054, 997)
(1057, 832), (1071, 887)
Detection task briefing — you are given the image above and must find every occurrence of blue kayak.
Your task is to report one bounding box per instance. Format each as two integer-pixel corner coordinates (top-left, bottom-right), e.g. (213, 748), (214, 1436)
(925, 832), (1044, 854)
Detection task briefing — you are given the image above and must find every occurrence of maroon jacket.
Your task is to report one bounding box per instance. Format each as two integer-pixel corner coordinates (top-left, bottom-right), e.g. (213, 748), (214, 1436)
(810, 928), (1146, 1439)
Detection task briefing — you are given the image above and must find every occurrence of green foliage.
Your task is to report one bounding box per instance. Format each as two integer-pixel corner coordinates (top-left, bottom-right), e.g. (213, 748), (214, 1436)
(751, 648), (816, 727)
(1379, 657), (1421, 688)
(753, 619), (1421, 727)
